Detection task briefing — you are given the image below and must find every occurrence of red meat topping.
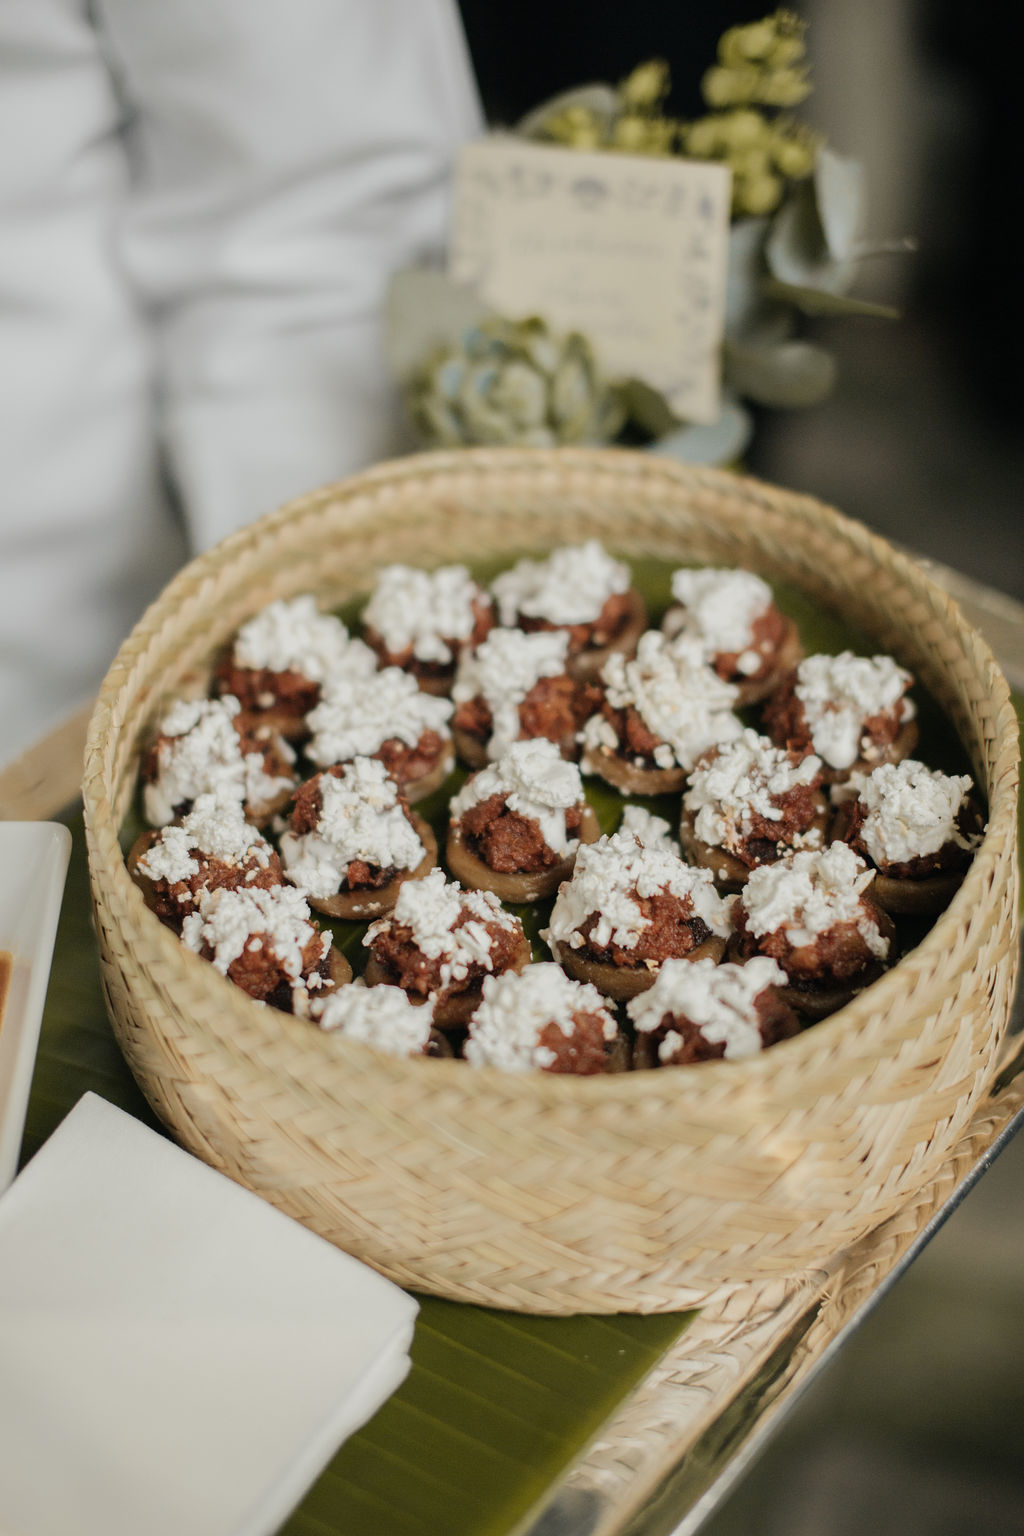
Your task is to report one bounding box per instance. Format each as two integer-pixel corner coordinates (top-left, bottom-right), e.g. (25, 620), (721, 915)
(652, 988), (799, 1064)
(835, 797), (980, 880)
(214, 659), (320, 720)
(712, 605), (787, 683)
(518, 589), (634, 656)
(374, 728), (447, 790)
(537, 1014), (611, 1075)
(365, 595), (494, 681)
(459, 793), (582, 873)
(732, 905), (880, 983)
(369, 913), (524, 1003)
(577, 891), (711, 968)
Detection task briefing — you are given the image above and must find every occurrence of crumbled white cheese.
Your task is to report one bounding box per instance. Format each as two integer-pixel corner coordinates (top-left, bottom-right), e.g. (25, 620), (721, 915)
(143, 697), (246, 826)
(449, 738), (584, 858)
(618, 805), (677, 854)
(364, 868), (521, 995)
(543, 830), (734, 953)
(628, 955), (787, 1060)
(363, 564), (484, 665)
(305, 666), (452, 766)
(143, 697), (298, 827)
(278, 758), (426, 900)
(138, 792), (274, 886)
(137, 829), (200, 888)
(491, 540), (629, 627)
(452, 627), (570, 761)
(740, 843), (888, 958)
(231, 594), (374, 681)
(667, 568), (773, 668)
(464, 963), (616, 1072)
(241, 744), (296, 812)
(582, 631), (741, 772)
(684, 729), (822, 853)
(794, 653), (915, 770)
(312, 981), (433, 1055)
(182, 883), (328, 980)
(848, 759), (979, 868)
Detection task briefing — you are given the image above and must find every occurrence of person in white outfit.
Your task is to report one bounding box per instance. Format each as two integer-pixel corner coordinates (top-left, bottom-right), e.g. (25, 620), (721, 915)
(0, 0), (483, 766)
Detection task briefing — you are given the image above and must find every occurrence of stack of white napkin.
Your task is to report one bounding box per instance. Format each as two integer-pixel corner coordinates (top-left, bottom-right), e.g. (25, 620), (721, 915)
(0, 1093), (418, 1536)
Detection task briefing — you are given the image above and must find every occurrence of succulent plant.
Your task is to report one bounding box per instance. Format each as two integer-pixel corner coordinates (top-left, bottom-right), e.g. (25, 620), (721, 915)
(393, 295), (627, 451)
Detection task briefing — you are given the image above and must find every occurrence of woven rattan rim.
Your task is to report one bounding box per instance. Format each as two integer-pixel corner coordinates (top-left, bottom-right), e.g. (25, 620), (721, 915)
(81, 448), (1020, 1309)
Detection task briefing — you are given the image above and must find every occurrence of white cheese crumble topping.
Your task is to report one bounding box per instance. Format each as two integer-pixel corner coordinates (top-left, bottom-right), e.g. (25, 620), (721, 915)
(363, 564), (484, 665)
(137, 792), (274, 886)
(618, 805), (677, 854)
(628, 956), (787, 1060)
(740, 843), (888, 958)
(452, 627), (570, 761)
(582, 631), (741, 772)
(491, 540), (629, 626)
(684, 729), (822, 853)
(143, 696), (295, 826)
(794, 652), (915, 770)
(846, 759), (979, 868)
(667, 568), (774, 674)
(182, 884), (328, 980)
(449, 738), (584, 858)
(312, 982), (433, 1056)
(465, 964), (616, 1072)
(305, 666), (453, 767)
(231, 594), (375, 681)
(543, 830), (734, 953)
(364, 869), (521, 995)
(279, 758), (426, 900)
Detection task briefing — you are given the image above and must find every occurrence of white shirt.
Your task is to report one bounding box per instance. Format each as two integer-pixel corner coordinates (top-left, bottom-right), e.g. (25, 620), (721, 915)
(0, 0), (482, 764)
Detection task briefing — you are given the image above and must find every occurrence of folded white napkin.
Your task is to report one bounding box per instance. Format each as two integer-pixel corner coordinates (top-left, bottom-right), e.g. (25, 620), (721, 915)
(0, 1092), (418, 1536)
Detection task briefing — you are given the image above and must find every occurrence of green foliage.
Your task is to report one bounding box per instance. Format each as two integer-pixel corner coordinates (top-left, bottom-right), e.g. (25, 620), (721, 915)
(518, 11), (817, 219)
(388, 11), (911, 464)
(403, 312), (627, 450)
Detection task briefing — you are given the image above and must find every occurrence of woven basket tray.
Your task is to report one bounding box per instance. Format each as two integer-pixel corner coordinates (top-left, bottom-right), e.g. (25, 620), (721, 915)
(83, 447), (1020, 1314)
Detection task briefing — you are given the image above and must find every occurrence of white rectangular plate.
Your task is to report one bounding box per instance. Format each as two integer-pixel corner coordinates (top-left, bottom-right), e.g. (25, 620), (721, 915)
(0, 822), (72, 1189)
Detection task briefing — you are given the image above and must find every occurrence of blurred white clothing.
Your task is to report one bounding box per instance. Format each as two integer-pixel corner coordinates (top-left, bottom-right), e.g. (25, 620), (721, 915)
(0, 0), (482, 766)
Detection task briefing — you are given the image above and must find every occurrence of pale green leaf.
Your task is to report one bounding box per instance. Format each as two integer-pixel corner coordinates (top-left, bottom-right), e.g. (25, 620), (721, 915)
(763, 277), (901, 320)
(724, 215), (771, 336)
(621, 377), (680, 439)
(645, 396), (752, 465)
(814, 146), (866, 262)
(724, 337), (837, 408)
(764, 179), (859, 296)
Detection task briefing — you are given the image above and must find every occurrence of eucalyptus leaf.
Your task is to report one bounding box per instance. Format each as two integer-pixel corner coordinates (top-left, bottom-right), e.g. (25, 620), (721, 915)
(724, 337), (836, 408)
(764, 179), (858, 295)
(385, 268), (492, 384)
(622, 377), (681, 439)
(731, 297), (797, 348)
(763, 277), (901, 321)
(814, 146), (866, 262)
(515, 82), (621, 140)
(645, 396), (752, 466)
(724, 216), (771, 336)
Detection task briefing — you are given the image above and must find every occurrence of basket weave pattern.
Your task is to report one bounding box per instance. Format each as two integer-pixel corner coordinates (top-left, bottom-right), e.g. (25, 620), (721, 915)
(83, 449), (1020, 1314)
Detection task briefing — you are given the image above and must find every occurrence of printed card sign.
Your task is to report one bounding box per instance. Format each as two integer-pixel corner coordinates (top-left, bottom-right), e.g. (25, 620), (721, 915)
(449, 137), (733, 424)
